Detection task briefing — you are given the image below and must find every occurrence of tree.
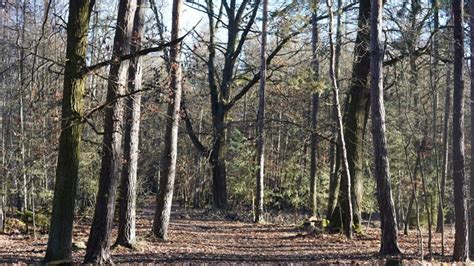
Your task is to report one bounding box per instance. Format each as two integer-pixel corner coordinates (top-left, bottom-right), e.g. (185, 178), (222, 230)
(452, 0), (469, 261)
(115, 0), (145, 248)
(327, 0), (352, 239)
(470, 0), (474, 257)
(328, 0), (370, 232)
(254, 0), (268, 224)
(369, 0), (402, 255)
(152, 0), (184, 240)
(309, 0), (320, 218)
(44, 0), (95, 262)
(84, 0), (136, 263)
(183, 0), (300, 210)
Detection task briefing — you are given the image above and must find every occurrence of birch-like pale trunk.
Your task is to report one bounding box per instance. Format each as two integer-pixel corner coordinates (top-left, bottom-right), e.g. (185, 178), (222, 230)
(327, 0), (352, 239)
(254, 0), (268, 224)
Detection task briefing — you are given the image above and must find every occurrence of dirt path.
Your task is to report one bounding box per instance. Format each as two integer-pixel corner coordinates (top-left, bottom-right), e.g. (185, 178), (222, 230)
(0, 205), (454, 264)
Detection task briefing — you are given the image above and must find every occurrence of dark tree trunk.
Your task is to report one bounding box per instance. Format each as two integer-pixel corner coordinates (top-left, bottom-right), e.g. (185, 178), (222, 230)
(369, 0), (401, 255)
(309, 1), (320, 218)
(452, 0), (469, 261)
(254, 0), (267, 223)
(330, 0), (370, 231)
(341, 0), (370, 231)
(206, 0), (228, 209)
(115, 0), (144, 248)
(326, 139), (340, 220)
(210, 123), (228, 209)
(44, 0), (94, 263)
(469, 0), (474, 256)
(327, 0), (352, 239)
(152, 0), (183, 240)
(84, 0), (136, 263)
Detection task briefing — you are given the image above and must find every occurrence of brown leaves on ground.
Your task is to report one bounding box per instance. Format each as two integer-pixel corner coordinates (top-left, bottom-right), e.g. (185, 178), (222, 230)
(0, 204), (454, 264)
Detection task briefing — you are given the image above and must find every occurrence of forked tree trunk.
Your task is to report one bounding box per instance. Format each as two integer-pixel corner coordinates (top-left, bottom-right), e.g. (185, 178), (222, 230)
(309, 0), (320, 218)
(452, 0), (469, 261)
(84, 0), (136, 263)
(152, 0), (184, 240)
(115, 0), (144, 248)
(254, 0), (267, 223)
(44, 0), (94, 263)
(369, 0), (401, 255)
(327, 0), (352, 239)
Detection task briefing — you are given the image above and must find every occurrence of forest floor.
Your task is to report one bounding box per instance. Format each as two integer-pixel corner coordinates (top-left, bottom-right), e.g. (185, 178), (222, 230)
(0, 201), (455, 264)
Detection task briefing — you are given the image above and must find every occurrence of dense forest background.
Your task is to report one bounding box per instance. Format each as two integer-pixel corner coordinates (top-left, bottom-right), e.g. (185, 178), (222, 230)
(0, 0), (472, 263)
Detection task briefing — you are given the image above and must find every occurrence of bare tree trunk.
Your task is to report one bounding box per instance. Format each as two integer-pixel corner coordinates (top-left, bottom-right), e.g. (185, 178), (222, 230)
(404, 141), (424, 257)
(327, 0), (352, 239)
(115, 0), (144, 249)
(469, 0), (474, 257)
(369, 0), (401, 255)
(44, 0), (94, 263)
(84, 0), (136, 263)
(309, 0), (320, 218)
(15, 0), (27, 213)
(193, 109), (204, 208)
(452, 0), (469, 261)
(436, 66), (450, 256)
(417, 138), (432, 257)
(330, 0), (370, 231)
(254, 0), (267, 224)
(152, 0), (183, 240)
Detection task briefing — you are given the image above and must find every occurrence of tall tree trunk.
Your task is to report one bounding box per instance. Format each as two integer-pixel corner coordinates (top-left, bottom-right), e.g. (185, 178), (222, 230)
(84, 0), (136, 263)
(115, 0), (144, 248)
(44, 0), (94, 262)
(206, 0), (228, 209)
(369, 0), (401, 255)
(469, 0), (474, 256)
(452, 0), (469, 261)
(15, 0), (27, 212)
(309, 0), (320, 218)
(152, 0), (183, 240)
(330, 0), (370, 231)
(436, 66), (450, 255)
(327, 0), (352, 239)
(416, 137), (433, 256)
(326, 0), (343, 221)
(254, 0), (267, 223)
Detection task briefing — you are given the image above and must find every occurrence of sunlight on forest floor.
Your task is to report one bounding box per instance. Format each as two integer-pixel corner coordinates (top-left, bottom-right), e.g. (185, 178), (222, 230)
(0, 203), (454, 264)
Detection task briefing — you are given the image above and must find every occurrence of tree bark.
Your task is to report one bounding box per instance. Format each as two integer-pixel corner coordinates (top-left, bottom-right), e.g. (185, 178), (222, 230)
(43, 0), (94, 263)
(330, 0), (370, 231)
(254, 0), (267, 223)
(369, 0), (401, 255)
(152, 0), (183, 240)
(309, 0), (320, 218)
(327, 0), (352, 239)
(84, 0), (136, 263)
(469, 0), (474, 256)
(115, 0), (144, 248)
(452, 0), (469, 261)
